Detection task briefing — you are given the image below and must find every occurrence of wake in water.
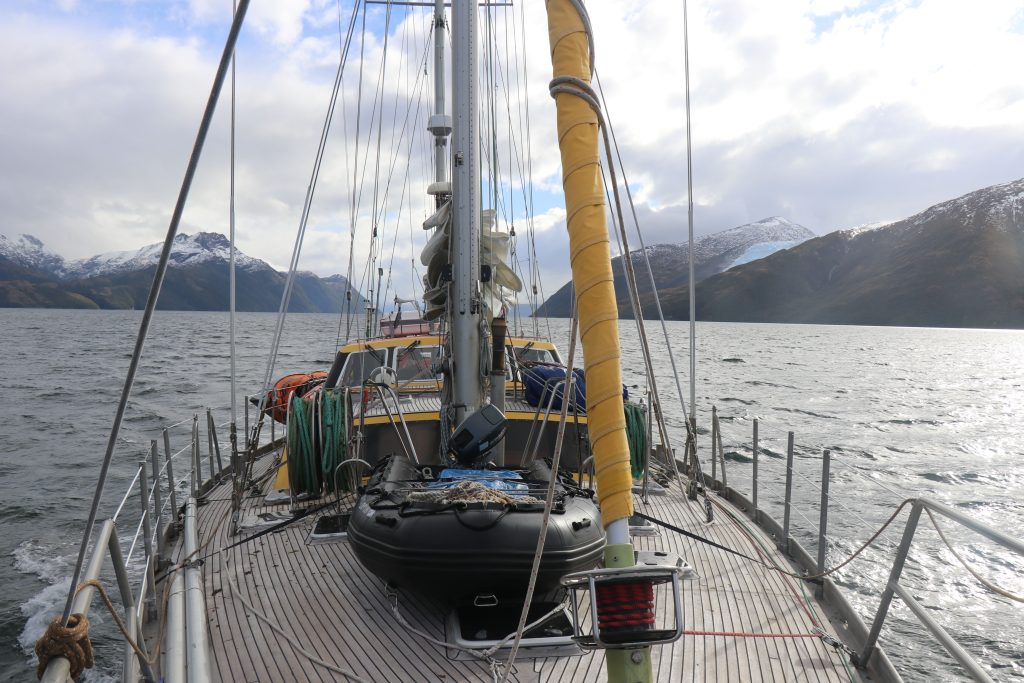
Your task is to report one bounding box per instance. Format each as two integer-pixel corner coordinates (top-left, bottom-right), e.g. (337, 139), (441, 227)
(13, 540), (121, 682)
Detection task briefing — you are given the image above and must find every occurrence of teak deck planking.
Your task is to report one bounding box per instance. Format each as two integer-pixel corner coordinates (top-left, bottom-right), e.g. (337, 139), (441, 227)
(171, 454), (858, 682)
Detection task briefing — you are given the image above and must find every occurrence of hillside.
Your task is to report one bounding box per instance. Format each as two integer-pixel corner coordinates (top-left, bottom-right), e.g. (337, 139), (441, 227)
(535, 217), (813, 318)
(646, 179), (1024, 328)
(0, 232), (369, 313)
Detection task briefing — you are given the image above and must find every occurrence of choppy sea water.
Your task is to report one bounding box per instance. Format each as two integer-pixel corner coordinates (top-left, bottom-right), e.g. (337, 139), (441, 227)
(1, 309), (1022, 681)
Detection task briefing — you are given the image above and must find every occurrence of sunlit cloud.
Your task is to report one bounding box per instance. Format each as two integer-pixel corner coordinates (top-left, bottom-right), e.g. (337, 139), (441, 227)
(1, 0), (1022, 299)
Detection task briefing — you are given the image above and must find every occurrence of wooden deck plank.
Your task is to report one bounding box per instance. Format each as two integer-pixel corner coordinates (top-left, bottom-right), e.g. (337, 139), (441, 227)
(166, 453), (861, 682)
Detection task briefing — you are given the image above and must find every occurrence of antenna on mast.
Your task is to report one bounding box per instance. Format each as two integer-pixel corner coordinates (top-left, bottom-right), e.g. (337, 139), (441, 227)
(428, 0), (452, 196)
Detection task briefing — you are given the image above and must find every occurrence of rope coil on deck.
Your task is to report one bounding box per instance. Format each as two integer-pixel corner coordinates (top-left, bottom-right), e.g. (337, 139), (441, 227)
(405, 480), (542, 506)
(34, 613), (94, 680)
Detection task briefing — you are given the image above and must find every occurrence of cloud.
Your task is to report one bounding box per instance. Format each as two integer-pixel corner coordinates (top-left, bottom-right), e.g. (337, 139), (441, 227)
(1, 0), (1022, 303)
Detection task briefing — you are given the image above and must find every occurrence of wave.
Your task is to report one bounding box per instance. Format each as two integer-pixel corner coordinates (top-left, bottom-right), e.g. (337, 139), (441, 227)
(921, 471), (1000, 486)
(829, 446), (877, 460)
(723, 450), (752, 463)
(745, 380), (798, 389)
(774, 406), (838, 420)
(13, 540), (67, 585)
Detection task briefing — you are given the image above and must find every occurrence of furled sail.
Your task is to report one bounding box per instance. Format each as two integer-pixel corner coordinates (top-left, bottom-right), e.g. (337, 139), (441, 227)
(420, 202), (522, 322)
(546, 0), (633, 527)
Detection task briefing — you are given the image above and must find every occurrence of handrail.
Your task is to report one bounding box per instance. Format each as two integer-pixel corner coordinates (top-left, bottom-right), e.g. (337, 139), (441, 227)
(39, 409), (216, 682)
(710, 405), (1022, 682)
(39, 519), (156, 683)
(522, 374), (572, 462)
(857, 497), (1023, 680)
(361, 383), (420, 464)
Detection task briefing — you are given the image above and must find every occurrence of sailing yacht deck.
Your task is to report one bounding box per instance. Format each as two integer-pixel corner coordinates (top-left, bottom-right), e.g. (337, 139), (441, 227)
(184, 452), (859, 682)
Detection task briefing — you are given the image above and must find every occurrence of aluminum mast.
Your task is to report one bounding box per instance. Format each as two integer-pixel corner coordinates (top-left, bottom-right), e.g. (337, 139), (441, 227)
(450, 0), (482, 422)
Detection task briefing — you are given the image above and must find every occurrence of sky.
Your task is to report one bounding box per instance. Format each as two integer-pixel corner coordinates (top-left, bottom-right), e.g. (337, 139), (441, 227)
(2, 0), (1023, 301)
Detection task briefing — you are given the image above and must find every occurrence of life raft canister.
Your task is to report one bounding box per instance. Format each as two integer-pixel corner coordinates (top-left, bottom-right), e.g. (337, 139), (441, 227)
(265, 371), (327, 424)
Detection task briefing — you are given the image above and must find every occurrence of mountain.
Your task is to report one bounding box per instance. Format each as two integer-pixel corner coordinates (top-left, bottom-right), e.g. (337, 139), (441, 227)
(536, 217), (814, 317)
(61, 232), (269, 280)
(0, 231), (370, 313)
(0, 233), (68, 277)
(647, 178), (1024, 328)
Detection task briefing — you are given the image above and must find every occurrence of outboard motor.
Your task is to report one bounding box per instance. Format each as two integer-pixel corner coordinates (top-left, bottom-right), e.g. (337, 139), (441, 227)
(449, 404), (507, 466)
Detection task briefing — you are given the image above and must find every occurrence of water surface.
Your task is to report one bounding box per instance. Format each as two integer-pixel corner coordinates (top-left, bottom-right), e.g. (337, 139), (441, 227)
(1, 310), (1021, 680)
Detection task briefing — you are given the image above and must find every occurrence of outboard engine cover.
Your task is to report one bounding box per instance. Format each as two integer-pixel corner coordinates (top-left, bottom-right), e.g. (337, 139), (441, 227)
(449, 404), (507, 466)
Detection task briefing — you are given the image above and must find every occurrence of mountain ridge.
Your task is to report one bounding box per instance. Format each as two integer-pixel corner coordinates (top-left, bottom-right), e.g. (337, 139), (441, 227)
(535, 216), (815, 318)
(643, 178), (1024, 328)
(0, 231), (370, 313)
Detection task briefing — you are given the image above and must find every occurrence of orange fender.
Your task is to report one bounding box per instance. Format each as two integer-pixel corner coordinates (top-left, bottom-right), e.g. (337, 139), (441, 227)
(265, 371), (327, 424)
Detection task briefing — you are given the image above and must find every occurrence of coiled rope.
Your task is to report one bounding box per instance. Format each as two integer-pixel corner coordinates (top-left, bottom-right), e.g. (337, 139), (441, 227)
(287, 394), (322, 495)
(34, 613), (93, 680)
(320, 390), (349, 494)
(35, 578), (156, 682)
(623, 401), (647, 480)
(288, 390), (351, 497)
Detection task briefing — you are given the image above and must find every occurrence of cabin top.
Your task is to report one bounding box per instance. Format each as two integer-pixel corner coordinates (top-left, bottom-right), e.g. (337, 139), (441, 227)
(339, 335), (558, 353)
(333, 334), (561, 389)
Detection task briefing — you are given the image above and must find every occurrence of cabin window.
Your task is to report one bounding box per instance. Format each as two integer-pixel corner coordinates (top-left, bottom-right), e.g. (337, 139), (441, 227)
(511, 346), (557, 365)
(394, 345), (440, 382)
(507, 345), (559, 381)
(339, 348), (388, 387)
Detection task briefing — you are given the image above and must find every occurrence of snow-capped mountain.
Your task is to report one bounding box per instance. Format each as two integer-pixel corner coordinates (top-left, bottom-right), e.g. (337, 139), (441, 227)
(655, 177), (1024, 328)
(842, 177), (1024, 239)
(0, 233), (67, 276)
(0, 231), (370, 312)
(623, 217), (814, 277)
(63, 232), (269, 280)
(694, 216), (815, 264)
(537, 217), (815, 317)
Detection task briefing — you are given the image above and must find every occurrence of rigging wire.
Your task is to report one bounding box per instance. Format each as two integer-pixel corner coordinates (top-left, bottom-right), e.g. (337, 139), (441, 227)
(381, 32), (433, 310)
(344, 2), (370, 343)
(368, 13), (434, 313)
(366, 2), (395, 337)
(258, 0), (361, 400)
(334, 0), (357, 352)
(683, 0), (697, 422)
(593, 72), (695, 439)
(58, 0), (252, 626)
(517, 0), (548, 339)
(229, 0), (238, 433)
(498, 309), (580, 682)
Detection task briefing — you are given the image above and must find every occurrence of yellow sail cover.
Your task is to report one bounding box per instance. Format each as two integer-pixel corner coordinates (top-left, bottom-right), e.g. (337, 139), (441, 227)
(546, 0), (633, 526)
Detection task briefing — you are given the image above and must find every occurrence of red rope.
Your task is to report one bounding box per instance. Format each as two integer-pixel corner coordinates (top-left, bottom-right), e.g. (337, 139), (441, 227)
(595, 581), (656, 631)
(711, 498), (821, 628)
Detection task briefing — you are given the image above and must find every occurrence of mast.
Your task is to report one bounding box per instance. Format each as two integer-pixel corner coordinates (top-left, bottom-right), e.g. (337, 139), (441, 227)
(450, 0), (482, 422)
